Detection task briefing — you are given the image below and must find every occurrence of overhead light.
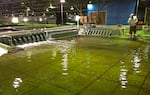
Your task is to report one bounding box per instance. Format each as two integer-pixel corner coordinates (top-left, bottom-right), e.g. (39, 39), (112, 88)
(39, 18), (43, 22)
(89, 1), (92, 4)
(60, 0), (65, 3)
(70, 6), (74, 10)
(75, 15), (80, 21)
(11, 14), (14, 17)
(49, 4), (56, 9)
(27, 7), (30, 11)
(43, 13), (46, 16)
(23, 17), (28, 22)
(11, 17), (19, 23)
(87, 4), (93, 10)
(21, 2), (24, 5)
(46, 8), (49, 12)
(31, 11), (34, 15)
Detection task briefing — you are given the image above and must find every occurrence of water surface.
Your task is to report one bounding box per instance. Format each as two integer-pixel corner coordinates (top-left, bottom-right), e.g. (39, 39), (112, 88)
(0, 37), (150, 95)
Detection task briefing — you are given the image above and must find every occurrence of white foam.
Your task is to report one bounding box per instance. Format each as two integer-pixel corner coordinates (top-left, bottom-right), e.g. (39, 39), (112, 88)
(16, 40), (73, 49)
(0, 48), (8, 56)
(17, 41), (54, 48)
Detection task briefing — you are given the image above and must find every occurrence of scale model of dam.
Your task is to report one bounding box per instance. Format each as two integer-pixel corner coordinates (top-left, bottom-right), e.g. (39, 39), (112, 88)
(0, 26), (125, 50)
(0, 26), (78, 46)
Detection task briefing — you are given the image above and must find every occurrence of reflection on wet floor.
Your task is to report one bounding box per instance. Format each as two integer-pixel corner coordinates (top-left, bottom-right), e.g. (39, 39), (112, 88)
(59, 42), (71, 76)
(132, 54), (141, 74)
(51, 49), (57, 59)
(27, 51), (32, 63)
(143, 45), (150, 62)
(61, 53), (68, 76)
(130, 48), (143, 74)
(13, 78), (23, 92)
(50, 40), (75, 76)
(0, 38), (150, 95)
(119, 60), (128, 89)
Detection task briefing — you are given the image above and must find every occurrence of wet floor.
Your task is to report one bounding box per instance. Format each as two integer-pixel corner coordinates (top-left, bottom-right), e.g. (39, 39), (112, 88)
(0, 37), (150, 95)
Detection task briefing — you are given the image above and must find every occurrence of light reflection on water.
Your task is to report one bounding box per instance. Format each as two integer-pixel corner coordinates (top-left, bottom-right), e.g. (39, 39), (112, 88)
(13, 78), (23, 92)
(58, 41), (73, 76)
(0, 38), (150, 94)
(51, 49), (57, 59)
(143, 45), (150, 61)
(130, 45), (150, 74)
(61, 53), (68, 76)
(119, 60), (128, 89)
(50, 40), (76, 76)
(131, 51), (141, 74)
(27, 51), (32, 63)
(119, 43), (150, 89)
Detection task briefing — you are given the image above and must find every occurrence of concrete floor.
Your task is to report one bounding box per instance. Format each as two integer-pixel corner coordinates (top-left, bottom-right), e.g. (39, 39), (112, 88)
(0, 37), (150, 95)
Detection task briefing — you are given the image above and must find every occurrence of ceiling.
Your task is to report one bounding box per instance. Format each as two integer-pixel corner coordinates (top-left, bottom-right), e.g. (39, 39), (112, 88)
(0, 0), (149, 17)
(0, 0), (90, 16)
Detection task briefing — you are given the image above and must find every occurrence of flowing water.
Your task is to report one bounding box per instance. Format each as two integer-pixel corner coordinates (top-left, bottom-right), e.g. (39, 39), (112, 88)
(0, 37), (150, 95)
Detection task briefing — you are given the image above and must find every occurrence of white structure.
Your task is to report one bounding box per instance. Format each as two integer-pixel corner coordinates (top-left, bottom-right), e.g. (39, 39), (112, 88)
(60, 0), (66, 24)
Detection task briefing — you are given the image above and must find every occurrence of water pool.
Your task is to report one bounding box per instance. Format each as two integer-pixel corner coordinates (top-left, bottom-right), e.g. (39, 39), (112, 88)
(0, 37), (150, 95)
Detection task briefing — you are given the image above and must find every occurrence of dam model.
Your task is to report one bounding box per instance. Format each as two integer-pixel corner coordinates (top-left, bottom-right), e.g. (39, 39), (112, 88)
(0, 26), (78, 52)
(0, 26), (78, 46)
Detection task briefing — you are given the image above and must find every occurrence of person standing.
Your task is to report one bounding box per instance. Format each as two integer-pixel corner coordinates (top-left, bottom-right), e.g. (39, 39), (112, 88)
(128, 13), (138, 39)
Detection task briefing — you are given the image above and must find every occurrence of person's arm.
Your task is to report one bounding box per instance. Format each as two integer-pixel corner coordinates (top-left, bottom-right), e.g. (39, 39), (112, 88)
(134, 16), (138, 23)
(135, 18), (138, 23)
(128, 18), (130, 24)
(128, 18), (131, 25)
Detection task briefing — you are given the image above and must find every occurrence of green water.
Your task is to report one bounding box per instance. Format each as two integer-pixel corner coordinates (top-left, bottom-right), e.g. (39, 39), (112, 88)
(0, 37), (150, 95)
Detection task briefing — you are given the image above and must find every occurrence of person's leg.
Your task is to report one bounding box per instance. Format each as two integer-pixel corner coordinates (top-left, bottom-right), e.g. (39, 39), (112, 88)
(133, 26), (136, 39)
(130, 26), (133, 39)
(134, 31), (136, 39)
